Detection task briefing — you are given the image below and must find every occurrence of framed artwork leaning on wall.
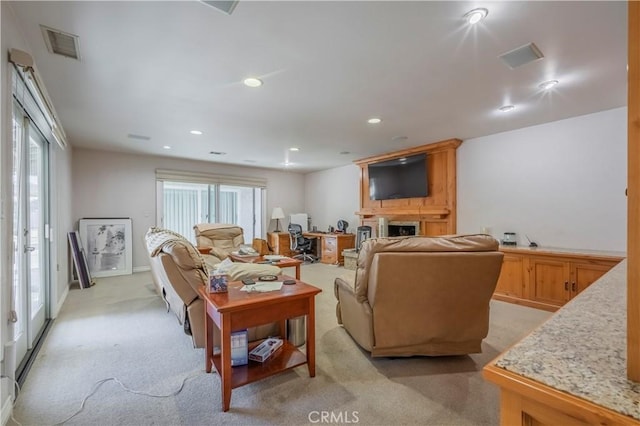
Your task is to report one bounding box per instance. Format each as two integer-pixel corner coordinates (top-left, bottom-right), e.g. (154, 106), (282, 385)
(78, 218), (133, 278)
(67, 231), (94, 289)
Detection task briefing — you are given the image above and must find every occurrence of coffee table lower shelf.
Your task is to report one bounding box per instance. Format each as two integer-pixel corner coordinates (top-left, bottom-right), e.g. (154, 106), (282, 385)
(210, 341), (307, 389)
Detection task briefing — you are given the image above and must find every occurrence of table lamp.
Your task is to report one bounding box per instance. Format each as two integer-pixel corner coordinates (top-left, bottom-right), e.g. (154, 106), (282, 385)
(271, 207), (285, 232)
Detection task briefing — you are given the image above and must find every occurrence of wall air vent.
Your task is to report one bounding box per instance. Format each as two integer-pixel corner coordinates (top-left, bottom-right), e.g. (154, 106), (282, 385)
(41, 25), (81, 60)
(498, 42), (544, 69)
(201, 1), (239, 15)
(127, 133), (151, 141)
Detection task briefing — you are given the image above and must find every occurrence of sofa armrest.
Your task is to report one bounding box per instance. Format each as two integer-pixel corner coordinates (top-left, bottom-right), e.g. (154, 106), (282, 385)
(334, 271), (356, 299)
(226, 263), (281, 281)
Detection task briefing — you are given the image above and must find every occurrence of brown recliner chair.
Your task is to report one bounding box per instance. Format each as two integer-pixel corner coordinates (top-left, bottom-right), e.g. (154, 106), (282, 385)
(334, 234), (503, 357)
(145, 227), (280, 348)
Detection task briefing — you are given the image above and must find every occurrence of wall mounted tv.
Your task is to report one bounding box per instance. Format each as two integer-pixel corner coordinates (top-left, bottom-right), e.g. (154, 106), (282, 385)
(368, 153), (428, 200)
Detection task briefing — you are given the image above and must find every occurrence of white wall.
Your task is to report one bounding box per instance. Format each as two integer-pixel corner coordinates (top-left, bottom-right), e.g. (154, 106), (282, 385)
(304, 164), (360, 233)
(458, 107), (627, 252)
(51, 146), (73, 315)
(1, 1), (74, 415)
(303, 108), (627, 252)
(72, 148), (306, 270)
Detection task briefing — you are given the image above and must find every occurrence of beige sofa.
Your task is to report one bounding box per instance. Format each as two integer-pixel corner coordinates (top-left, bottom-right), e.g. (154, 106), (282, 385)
(145, 227), (280, 348)
(334, 234), (503, 357)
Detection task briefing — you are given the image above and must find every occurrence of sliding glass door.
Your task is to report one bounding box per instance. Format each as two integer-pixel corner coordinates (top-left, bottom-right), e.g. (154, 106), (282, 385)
(158, 181), (263, 243)
(12, 105), (50, 372)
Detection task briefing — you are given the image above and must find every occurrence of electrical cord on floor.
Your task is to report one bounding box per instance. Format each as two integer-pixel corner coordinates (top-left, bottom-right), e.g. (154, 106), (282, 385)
(4, 370), (204, 426)
(0, 375), (23, 426)
(53, 370), (204, 425)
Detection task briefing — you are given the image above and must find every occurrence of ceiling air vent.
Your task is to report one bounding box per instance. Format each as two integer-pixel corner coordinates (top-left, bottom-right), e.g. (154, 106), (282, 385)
(40, 25), (81, 60)
(201, 1), (239, 15)
(498, 42), (544, 69)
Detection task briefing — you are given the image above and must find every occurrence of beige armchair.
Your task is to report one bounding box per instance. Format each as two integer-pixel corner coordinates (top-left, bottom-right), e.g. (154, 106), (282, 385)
(193, 223), (245, 264)
(145, 227), (280, 348)
(334, 234), (503, 357)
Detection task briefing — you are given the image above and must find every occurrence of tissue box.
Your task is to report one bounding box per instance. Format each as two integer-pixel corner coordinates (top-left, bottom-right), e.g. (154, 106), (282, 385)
(248, 338), (283, 363)
(231, 330), (248, 367)
(208, 272), (228, 293)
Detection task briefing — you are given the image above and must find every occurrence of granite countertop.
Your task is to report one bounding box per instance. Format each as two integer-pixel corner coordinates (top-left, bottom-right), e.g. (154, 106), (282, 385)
(493, 259), (640, 419)
(499, 244), (626, 259)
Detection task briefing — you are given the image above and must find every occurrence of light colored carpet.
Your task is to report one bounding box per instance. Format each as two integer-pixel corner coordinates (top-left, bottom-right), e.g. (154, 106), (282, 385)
(10, 263), (550, 425)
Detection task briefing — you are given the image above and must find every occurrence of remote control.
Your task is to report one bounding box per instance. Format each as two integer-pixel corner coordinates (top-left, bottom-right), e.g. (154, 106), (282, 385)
(242, 278), (255, 285)
(283, 279), (296, 285)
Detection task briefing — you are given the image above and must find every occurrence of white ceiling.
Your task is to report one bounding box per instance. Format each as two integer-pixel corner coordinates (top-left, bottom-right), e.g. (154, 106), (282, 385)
(8, 1), (628, 173)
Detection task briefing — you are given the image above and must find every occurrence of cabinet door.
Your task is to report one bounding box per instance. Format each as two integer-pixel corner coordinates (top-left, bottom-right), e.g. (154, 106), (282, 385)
(570, 261), (616, 297)
(495, 254), (524, 298)
(529, 258), (570, 307)
(322, 236), (338, 264)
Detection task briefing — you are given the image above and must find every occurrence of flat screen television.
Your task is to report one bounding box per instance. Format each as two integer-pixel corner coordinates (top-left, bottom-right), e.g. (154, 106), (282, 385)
(368, 153), (428, 200)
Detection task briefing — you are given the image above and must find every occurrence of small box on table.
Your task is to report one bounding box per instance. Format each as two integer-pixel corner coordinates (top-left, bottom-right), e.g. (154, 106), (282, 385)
(248, 338), (283, 363)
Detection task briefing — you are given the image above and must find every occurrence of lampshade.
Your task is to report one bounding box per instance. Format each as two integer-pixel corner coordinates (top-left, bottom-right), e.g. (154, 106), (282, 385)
(271, 207), (285, 220)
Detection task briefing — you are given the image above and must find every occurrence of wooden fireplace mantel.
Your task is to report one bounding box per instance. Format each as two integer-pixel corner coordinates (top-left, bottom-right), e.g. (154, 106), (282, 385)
(355, 138), (461, 236)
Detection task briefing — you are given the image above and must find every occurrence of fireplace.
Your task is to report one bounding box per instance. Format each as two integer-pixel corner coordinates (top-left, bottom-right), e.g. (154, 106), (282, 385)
(388, 221), (420, 237)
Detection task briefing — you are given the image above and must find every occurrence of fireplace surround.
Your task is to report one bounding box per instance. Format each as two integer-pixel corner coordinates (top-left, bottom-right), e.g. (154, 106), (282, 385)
(388, 221), (420, 237)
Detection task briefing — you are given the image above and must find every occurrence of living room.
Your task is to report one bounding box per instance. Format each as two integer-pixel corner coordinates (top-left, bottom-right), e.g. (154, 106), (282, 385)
(1, 1), (637, 425)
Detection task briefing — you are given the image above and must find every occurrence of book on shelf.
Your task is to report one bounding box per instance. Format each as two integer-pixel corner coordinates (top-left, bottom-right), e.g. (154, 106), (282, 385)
(231, 330), (248, 366)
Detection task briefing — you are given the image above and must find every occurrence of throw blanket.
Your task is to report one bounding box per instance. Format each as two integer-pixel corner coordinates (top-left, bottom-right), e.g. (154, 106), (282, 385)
(145, 227), (206, 270)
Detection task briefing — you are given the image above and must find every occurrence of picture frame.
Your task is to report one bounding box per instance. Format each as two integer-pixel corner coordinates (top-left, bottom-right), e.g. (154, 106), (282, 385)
(78, 218), (133, 278)
(67, 231), (94, 289)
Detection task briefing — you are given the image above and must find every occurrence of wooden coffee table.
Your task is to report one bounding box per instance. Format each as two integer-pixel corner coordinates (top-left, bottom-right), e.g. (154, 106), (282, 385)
(228, 253), (303, 280)
(200, 277), (322, 411)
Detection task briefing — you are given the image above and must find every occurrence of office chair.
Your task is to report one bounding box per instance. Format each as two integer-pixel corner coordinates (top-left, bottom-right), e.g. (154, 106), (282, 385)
(288, 223), (316, 263)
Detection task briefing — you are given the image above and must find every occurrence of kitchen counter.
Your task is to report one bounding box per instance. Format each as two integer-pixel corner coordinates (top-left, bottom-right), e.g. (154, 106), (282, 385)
(486, 259), (640, 422)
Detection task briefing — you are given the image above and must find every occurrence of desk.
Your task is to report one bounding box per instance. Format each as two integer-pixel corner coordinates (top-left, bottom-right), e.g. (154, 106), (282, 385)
(200, 278), (321, 411)
(303, 232), (355, 265)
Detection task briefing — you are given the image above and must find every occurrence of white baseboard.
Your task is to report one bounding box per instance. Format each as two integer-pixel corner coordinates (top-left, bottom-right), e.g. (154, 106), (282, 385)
(133, 266), (151, 273)
(53, 285), (70, 318)
(1, 395), (12, 426)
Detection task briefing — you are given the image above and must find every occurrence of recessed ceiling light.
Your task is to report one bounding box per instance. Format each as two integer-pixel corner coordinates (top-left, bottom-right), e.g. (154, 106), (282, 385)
(539, 80), (559, 90)
(243, 77), (263, 88)
(367, 118), (382, 124)
(289, 147), (299, 152)
(210, 151), (226, 155)
(498, 105), (515, 112)
(190, 130), (203, 135)
(162, 145), (171, 150)
(464, 8), (488, 25)
(340, 151), (350, 155)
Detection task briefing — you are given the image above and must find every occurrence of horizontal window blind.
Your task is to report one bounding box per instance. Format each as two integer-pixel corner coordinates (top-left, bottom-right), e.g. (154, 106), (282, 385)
(155, 169), (267, 188)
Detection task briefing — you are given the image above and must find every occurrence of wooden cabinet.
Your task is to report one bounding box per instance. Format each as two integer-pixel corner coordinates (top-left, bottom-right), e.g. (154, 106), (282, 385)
(528, 258), (613, 309)
(495, 254), (525, 300)
(267, 232), (292, 257)
(493, 247), (623, 312)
